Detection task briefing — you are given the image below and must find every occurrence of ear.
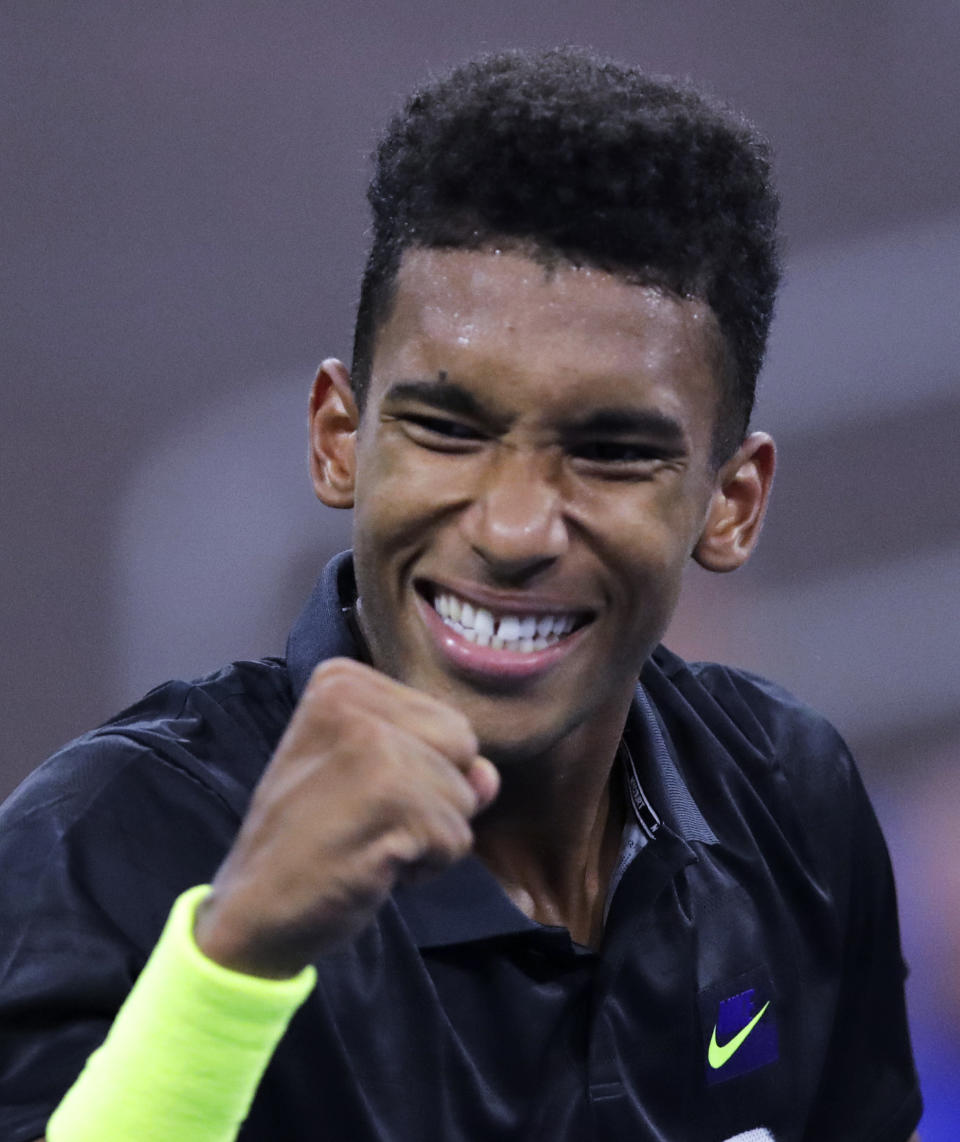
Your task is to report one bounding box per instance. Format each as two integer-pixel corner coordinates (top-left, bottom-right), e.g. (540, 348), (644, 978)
(693, 432), (776, 573)
(308, 358), (359, 508)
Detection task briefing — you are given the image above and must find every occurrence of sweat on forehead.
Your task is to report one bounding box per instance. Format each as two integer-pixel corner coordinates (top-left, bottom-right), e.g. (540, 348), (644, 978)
(372, 246), (724, 393)
(364, 245), (724, 466)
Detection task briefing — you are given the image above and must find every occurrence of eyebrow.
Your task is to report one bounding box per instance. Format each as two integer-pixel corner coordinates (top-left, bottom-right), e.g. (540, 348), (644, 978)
(382, 378), (689, 449)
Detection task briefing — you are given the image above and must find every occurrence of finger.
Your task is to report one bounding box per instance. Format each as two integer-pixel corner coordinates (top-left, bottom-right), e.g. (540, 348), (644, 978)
(464, 757), (500, 813)
(332, 719), (481, 821)
(393, 733), (484, 819)
(350, 676), (479, 763)
(392, 808), (475, 883)
(305, 659), (479, 767)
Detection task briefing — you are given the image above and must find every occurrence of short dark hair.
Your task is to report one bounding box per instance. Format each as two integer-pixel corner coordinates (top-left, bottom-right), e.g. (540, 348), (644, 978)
(352, 47), (780, 462)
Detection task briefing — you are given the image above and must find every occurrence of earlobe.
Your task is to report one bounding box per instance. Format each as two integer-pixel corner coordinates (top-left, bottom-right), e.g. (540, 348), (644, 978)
(308, 358), (359, 509)
(693, 432), (776, 573)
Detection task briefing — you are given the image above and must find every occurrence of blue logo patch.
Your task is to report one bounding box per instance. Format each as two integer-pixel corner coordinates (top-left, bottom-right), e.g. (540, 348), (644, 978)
(705, 985), (779, 1084)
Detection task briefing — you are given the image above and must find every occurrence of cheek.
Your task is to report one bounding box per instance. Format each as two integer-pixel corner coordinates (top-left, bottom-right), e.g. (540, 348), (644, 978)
(350, 445), (473, 616)
(355, 436), (481, 542)
(352, 438), (420, 534)
(586, 480), (706, 573)
(589, 487), (706, 640)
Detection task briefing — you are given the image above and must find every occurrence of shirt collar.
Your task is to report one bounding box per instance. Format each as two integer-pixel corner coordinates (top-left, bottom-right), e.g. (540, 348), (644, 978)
(285, 552), (717, 948)
(285, 549), (359, 700)
(627, 683), (718, 847)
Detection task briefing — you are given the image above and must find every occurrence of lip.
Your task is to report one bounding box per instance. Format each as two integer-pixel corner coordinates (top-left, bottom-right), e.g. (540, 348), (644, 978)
(417, 576), (595, 618)
(413, 583), (594, 683)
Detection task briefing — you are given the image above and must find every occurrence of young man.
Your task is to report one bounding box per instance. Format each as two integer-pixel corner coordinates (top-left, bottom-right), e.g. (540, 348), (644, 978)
(0, 48), (921, 1142)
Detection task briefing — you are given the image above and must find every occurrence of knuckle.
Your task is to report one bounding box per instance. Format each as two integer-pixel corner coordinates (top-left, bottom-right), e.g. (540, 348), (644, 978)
(435, 811), (473, 860)
(456, 716), (479, 754)
(446, 771), (479, 816)
(363, 724), (408, 781)
(448, 824), (474, 861)
(379, 826), (426, 870)
(307, 657), (363, 698)
(439, 708), (478, 758)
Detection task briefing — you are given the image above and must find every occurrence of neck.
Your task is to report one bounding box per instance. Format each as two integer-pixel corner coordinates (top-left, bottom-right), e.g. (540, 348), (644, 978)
(473, 705), (631, 948)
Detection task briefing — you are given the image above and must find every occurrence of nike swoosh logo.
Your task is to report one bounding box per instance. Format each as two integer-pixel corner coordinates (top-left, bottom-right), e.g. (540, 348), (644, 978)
(707, 1000), (770, 1069)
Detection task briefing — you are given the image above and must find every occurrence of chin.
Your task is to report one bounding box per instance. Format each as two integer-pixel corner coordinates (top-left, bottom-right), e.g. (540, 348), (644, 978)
(471, 704), (587, 767)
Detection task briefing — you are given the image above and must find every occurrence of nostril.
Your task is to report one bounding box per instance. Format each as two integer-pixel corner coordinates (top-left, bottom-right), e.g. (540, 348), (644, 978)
(469, 550), (560, 587)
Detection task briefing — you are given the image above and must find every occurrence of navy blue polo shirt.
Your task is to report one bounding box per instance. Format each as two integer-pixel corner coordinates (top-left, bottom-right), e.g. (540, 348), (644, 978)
(0, 553), (921, 1141)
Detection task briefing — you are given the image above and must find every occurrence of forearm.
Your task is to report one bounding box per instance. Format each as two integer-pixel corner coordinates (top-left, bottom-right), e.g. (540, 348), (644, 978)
(46, 886), (315, 1142)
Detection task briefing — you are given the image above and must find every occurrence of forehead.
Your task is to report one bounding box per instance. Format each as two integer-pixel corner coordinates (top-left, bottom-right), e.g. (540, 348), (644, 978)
(370, 246), (723, 425)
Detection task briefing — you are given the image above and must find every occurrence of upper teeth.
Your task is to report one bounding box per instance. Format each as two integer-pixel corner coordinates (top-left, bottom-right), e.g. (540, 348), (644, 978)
(433, 592), (578, 652)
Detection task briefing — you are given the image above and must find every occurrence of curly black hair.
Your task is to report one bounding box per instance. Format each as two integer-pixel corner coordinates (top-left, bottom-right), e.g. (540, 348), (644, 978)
(352, 47), (780, 462)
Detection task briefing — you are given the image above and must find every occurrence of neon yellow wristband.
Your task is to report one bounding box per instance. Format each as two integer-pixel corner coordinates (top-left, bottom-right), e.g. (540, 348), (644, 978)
(47, 885), (317, 1142)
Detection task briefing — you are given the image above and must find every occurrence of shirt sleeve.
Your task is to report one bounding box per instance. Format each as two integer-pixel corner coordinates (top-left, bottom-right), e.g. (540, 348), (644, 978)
(0, 734), (237, 1142)
(802, 754), (922, 1142)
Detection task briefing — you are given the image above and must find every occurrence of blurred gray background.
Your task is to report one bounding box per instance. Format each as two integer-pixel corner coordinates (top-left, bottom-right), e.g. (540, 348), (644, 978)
(2, 0), (958, 1132)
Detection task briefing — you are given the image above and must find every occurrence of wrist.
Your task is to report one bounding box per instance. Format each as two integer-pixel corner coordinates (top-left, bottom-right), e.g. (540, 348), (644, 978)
(47, 885), (316, 1142)
(193, 888), (321, 981)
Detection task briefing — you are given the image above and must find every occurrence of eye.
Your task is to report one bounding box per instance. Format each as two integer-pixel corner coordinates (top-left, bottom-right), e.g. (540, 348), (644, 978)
(407, 414), (482, 438)
(576, 441), (644, 461)
(570, 440), (680, 479)
(394, 412), (487, 450)
(573, 441), (664, 463)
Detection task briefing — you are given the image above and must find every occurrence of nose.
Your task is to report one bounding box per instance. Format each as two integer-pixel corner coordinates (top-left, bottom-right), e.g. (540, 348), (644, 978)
(460, 444), (568, 581)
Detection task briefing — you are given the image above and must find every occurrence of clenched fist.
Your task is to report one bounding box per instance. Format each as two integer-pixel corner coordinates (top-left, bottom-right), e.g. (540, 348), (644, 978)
(194, 658), (499, 978)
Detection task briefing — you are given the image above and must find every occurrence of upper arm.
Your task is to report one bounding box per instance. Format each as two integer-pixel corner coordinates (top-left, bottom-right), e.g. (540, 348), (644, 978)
(800, 749), (923, 1141)
(737, 686), (923, 1142)
(0, 736), (235, 1141)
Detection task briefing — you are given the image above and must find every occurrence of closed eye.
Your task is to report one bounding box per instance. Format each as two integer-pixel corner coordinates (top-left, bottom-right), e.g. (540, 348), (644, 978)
(573, 441), (663, 462)
(569, 440), (685, 479)
(391, 412), (488, 450)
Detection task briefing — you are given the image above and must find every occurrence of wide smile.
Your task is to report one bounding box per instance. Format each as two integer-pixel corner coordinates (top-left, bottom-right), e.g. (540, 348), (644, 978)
(414, 580), (595, 682)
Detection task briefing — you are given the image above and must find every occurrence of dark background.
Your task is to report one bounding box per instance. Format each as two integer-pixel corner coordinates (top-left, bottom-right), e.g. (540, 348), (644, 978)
(2, 2), (958, 1133)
